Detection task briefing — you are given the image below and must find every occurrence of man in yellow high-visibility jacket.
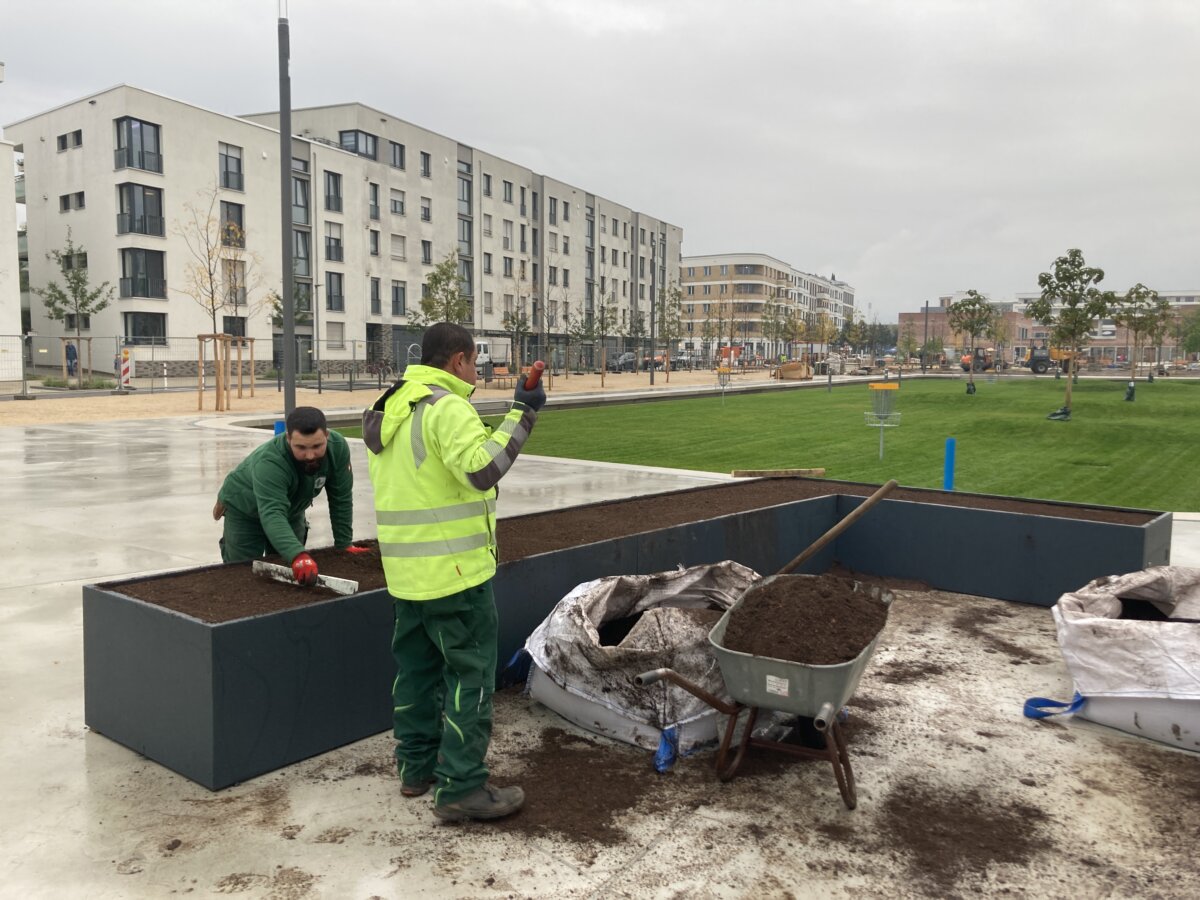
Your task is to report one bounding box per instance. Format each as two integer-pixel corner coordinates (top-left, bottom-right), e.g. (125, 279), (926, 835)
(362, 322), (545, 822)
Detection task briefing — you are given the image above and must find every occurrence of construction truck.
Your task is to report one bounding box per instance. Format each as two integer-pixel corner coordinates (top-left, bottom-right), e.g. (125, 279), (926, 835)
(1026, 347), (1079, 375)
(960, 348), (998, 372)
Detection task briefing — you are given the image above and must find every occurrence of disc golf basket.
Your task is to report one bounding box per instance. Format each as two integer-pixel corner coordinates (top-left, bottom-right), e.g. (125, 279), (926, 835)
(717, 365), (732, 404)
(864, 382), (900, 460)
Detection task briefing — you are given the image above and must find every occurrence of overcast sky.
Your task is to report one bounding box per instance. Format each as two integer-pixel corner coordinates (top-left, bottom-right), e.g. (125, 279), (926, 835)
(4, 0), (1198, 321)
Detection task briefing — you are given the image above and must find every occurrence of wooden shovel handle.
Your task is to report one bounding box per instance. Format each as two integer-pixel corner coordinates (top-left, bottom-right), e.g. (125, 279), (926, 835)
(775, 479), (899, 576)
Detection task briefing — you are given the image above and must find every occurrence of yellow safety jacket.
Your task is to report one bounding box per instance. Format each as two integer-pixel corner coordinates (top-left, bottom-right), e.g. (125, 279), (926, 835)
(362, 364), (537, 600)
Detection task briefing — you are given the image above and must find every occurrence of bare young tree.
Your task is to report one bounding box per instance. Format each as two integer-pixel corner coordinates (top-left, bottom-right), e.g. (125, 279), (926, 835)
(948, 289), (996, 392)
(31, 229), (114, 385)
(174, 185), (265, 335)
(1112, 283), (1169, 381)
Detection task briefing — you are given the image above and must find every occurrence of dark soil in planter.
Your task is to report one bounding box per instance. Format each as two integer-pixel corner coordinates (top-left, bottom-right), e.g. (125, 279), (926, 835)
(108, 477), (1155, 624)
(720, 575), (889, 665)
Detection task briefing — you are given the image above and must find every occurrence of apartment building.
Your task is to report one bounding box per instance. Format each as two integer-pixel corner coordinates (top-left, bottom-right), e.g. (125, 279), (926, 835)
(679, 252), (855, 359)
(6, 86), (681, 370)
(899, 290), (1200, 365)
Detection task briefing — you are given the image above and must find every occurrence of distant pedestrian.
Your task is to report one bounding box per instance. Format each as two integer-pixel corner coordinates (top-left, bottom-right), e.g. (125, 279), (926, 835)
(65, 341), (78, 377)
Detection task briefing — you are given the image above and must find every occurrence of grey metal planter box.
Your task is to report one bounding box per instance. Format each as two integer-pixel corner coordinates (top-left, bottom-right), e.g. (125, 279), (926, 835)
(83, 490), (1170, 790)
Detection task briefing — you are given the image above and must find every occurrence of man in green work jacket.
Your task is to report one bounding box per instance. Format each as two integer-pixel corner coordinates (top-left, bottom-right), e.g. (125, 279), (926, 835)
(214, 406), (356, 585)
(362, 322), (545, 822)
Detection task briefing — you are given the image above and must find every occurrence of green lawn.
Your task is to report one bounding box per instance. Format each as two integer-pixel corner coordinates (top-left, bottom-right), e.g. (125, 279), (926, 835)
(338, 378), (1200, 510)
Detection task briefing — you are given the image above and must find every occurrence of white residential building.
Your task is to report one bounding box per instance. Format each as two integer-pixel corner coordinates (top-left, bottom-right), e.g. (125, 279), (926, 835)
(680, 252), (856, 359)
(1, 139), (19, 339)
(6, 86), (681, 371)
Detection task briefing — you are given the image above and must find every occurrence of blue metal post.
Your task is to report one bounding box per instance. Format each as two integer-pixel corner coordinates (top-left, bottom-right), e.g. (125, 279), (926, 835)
(943, 438), (956, 491)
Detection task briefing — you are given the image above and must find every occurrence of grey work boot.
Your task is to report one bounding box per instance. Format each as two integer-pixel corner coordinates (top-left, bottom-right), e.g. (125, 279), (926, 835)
(433, 783), (525, 822)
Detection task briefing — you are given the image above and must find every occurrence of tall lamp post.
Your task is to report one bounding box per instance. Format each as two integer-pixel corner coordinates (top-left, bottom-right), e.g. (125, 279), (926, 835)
(921, 301), (930, 374)
(648, 234), (656, 386)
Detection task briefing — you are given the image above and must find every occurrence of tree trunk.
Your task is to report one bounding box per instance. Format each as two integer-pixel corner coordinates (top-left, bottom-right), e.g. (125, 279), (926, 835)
(1064, 355), (1075, 410)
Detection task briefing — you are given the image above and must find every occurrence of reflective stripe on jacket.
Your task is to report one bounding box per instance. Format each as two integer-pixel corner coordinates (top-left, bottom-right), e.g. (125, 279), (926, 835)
(362, 364), (536, 600)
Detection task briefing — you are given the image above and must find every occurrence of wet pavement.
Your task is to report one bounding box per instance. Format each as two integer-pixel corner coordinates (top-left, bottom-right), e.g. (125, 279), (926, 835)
(2, 411), (1198, 898)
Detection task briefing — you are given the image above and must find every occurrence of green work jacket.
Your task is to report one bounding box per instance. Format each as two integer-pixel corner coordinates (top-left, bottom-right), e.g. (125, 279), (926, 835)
(363, 364), (537, 601)
(218, 430), (354, 563)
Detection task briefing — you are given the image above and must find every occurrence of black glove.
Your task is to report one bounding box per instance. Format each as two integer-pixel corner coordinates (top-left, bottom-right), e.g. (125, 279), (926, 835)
(513, 379), (546, 412)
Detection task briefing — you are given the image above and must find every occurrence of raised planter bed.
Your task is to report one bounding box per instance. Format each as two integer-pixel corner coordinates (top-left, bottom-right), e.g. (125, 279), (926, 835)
(83, 478), (1169, 789)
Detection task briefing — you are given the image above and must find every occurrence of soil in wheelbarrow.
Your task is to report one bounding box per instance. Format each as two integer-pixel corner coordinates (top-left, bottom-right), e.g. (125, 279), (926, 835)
(110, 476), (1153, 623)
(720, 575), (889, 665)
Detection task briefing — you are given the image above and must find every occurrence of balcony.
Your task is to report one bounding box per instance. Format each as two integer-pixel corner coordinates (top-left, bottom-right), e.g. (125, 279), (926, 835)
(325, 240), (344, 262)
(119, 277), (167, 299)
(221, 171), (244, 191)
(117, 213), (166, 237)
(114, 147), (163, 174)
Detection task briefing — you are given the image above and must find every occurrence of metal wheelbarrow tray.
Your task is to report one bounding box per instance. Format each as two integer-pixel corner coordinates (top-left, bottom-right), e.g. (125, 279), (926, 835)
(637, 575), (892, 810)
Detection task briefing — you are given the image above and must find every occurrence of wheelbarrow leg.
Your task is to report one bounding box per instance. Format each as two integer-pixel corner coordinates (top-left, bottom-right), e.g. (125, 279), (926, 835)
(715, 706), (759, 782)
(825, 719), (857, 810)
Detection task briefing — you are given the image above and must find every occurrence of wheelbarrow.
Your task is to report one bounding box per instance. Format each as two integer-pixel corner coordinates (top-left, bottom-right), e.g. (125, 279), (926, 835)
(634, 479), (898, 810)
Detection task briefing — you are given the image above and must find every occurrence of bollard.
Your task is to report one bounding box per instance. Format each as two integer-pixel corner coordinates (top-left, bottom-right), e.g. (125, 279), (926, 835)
(274, 420), (286, 436)
(943, 437), (956, 491)
(1125, 381), (1135, 402)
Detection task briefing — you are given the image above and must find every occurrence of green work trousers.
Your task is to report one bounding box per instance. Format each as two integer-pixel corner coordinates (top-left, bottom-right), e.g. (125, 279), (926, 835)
(391, 581), (498, 806)
(220, 508), (306, 563)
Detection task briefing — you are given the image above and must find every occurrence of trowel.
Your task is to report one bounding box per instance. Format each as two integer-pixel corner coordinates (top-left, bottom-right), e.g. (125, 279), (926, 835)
(251, 560), (359, 594)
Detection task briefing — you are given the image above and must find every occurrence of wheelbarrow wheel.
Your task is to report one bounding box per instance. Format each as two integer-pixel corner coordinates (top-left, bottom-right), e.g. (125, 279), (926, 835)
(715, 706), (759, 782)
(827, 720), (857, 810)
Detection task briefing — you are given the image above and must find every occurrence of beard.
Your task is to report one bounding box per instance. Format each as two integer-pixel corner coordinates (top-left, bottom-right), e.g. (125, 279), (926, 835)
(303, 459), (321, 474)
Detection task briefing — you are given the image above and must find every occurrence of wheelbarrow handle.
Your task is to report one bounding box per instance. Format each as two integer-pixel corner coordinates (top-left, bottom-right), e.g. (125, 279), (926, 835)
(633, 668), (740, 715)
(634, 669), (667, 686)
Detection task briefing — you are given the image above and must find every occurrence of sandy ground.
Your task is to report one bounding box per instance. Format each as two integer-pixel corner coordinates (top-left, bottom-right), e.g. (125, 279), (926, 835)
(0, 367), (776, 427)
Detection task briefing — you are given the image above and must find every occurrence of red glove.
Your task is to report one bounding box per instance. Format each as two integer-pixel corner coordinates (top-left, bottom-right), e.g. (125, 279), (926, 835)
(291, 552), (319, 586)
(345, 545), (371, 555)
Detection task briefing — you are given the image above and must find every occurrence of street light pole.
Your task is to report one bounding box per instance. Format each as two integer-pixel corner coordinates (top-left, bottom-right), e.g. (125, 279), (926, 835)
(922, 301), (929, 374)
(649, 233), (656, 386)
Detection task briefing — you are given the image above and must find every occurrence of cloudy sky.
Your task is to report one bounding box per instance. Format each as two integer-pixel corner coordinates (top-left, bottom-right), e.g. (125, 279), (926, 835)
(4, 0), (1197, 320)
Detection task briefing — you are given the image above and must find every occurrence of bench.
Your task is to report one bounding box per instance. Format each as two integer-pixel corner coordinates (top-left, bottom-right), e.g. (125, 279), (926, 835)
(489, 365), (514, 389)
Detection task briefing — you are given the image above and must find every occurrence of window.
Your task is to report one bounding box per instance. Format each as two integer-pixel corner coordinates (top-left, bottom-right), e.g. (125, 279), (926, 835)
(458, 176), (471, 216)
(223, 315), (246, 337)
(325, 271), (344, 311)
(327, 321), (345, 349)
(324, 222), (343, 261)
(390, 141), (406, 169)
(562, 236), (570, 256)
(222, 259), (247, 306)
(293, 230), (310, 276)
(60, 192), (85, 211)
(640, 228), (646, 245)
(324, 171), (342, 212)
(548, 266), (557, 286)
(114, 117), (162, 173)
(458, 218), (472, 258)
(368, 183), (380, 219)
(483, 174), (492, 196)
(483, 291), (493, 313)
(119, 248), (167, 298)
(563, 269), (570, 288)
(75, 191), (86, 209)
(59, 194), (70, 212)
(483, 213), (493, 236)
(503, 294), (514, 316)
(503, 180), (513, 203)
(687, 267), (694, 277)
(483, 252), (492, 275)
(686, 285), (695, 295)
(421, 240), (432, 265)
(65, 314), (91, 330)
(562, 202), (569, 222)
(548, 300), (558, 327)
(420, 151), (431, 177)
(292, 176), (309, 224)
(370, 277), (381, 315)
(295, 281), (313, 313)
(420, 196), (432, 222)
(220, 201), (245, 247)
(502, 219), (513, 250)
(57, 134), (68, 151)
(219, 143), (243, 190)
(503, 256), (513, 278)
(292, 156), (309, 173)
(458, 258), (473, 296)
(390, 234), (406, 260)
(369, 229), (380, 256)
(56, 130), (82, 151)
(391, 281), (406, 316)
(549, 231), (558, 253)
(549, 197), (557, 225)
(390, 188), (406, 216)
(339, 130), (377, 160)
(720, 264), (728, 275)
(612, 248), (618, 265)
(123, 312), (166, 345)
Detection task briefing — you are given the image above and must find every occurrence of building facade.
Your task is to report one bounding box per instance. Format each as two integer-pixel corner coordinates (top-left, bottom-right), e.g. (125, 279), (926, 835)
(899, 290), (1200, 366)
(6, 86), (681, 372)
(679, 252), (855, 360)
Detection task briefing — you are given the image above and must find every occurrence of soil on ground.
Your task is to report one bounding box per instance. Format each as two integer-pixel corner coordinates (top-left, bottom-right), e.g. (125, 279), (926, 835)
(108, 477), (1154, 623)
(719, 575), (889, 665)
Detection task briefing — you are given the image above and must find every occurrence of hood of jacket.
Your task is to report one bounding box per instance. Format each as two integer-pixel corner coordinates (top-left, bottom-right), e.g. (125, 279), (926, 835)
(362, 364), (474, 455)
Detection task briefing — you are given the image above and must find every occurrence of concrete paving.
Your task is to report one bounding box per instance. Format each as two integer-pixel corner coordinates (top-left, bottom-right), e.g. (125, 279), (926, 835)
(2, 411), (1198, 898)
